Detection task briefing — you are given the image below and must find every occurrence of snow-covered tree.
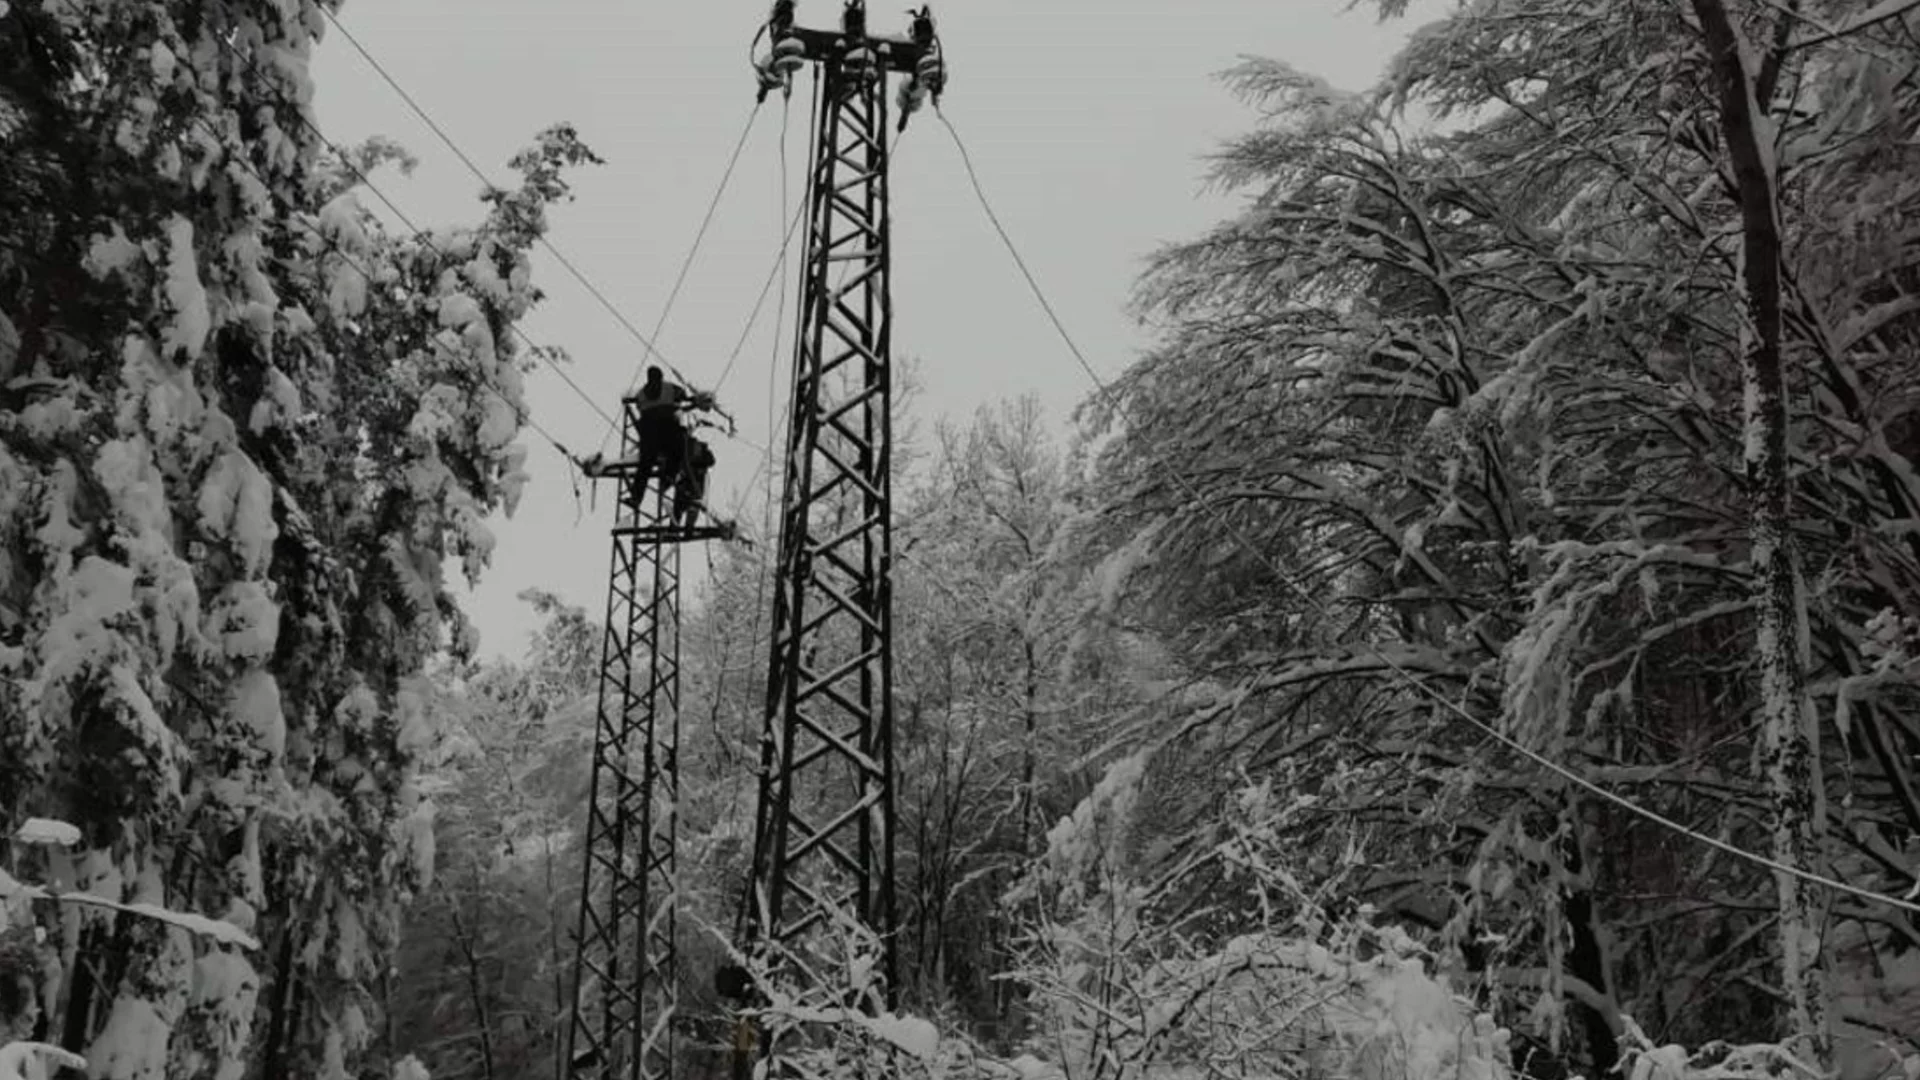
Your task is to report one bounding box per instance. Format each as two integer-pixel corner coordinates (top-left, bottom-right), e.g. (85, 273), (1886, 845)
(383, 618), (596, 1080)
(0, 2), (597, 1074)
(890, 396), (1090, 1030)
(1009, 756), (1514, 1080)
(1074, 0), (1920, 1071)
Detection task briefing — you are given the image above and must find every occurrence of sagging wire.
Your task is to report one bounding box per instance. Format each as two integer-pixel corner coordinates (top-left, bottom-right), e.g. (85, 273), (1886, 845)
(708, 81), (803, 809)
(597, 102), (766, 453)
(318, 8), (728, 412)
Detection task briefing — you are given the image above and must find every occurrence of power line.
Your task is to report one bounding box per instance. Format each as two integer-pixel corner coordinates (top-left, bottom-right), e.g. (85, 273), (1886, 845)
(716, 192), (805, 394)
(318, 6), (721, 403)
(932, 107), (1920, 919)
(616, 105), (764, 403)
(704, 92), (797, 807)
(725, 80), (803, 402)
(585, 98), (762, 457)
(153, 18), (619, 482)
(319, 10), (503, 208)
(760, 87), (801, 505)
(729, 72), (814, 506)
(202, 31), (619, 434)
(934, 111), (1100, 392)
(45, 0), (592, 471)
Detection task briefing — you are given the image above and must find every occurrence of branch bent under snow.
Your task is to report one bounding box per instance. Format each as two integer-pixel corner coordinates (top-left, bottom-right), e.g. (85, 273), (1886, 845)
(0, 871), (259, 950)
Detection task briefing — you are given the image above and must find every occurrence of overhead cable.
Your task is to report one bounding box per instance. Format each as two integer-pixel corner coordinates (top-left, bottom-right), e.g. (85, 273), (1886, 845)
(317, 7), (760, 443)
(173, 20), (614, 480)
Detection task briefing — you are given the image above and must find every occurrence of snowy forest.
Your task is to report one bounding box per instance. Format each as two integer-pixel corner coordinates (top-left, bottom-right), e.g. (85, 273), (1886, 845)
(2, 0), (1919, 1079)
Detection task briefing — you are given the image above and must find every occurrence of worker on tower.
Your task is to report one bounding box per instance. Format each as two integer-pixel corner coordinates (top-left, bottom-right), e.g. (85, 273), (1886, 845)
(674, 436), (716, 528)
(634, 365), (689, 494)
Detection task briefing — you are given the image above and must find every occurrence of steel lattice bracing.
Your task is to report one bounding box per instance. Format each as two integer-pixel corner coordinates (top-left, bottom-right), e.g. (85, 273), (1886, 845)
(567, 396), (729, 1080)
(743, 47), (910, 1012)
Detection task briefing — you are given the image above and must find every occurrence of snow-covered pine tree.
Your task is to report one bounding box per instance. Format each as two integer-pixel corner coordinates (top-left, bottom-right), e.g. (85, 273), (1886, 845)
(0, 2), (597, 1075)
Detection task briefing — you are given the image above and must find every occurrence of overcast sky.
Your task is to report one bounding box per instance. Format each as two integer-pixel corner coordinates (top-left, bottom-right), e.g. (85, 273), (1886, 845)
(308, 0), (1436, 661)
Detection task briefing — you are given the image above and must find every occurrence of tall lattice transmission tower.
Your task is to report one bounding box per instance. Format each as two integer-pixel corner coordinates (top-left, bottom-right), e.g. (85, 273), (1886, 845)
(737, 0), (946, 1042)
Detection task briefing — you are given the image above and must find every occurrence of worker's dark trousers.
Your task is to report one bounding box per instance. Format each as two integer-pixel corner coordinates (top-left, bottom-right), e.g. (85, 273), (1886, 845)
(636, 416), (684, 496)
(674, 475), (707, 525)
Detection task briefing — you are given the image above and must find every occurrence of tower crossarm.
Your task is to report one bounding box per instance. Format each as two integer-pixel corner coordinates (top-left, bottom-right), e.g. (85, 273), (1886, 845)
(778, 27), (930, 73)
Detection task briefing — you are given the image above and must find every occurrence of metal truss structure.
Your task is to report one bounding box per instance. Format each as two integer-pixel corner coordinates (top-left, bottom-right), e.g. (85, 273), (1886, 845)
(740, 0), (943, 1030)
(567, 6), (945, 1078)
(566, 395), (730, 1080)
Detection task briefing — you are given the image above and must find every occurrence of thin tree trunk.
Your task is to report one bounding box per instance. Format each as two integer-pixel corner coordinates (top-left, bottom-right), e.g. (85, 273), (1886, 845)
(1689, 0), (1832, 1061)
(451, 899), (499, 1080)
(382, 965), (395, 1077)
(1004, 636), (1041, 1032)
(1019, 638), (1039, 854)
(547, 839), (568, 1080)
(1559, 820), (1621, 1076)
(259, 886), (300, 1080)
(57, 925), (101, 1052)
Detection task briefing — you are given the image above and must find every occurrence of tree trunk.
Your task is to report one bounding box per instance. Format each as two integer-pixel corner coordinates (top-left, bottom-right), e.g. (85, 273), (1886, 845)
(1559, 820), (1621, 1076)
(1019, 638), (1040, 854)
(1689, 0), (1833, 1061)
(547, 839), (569, 1080)
(57, 924), (103, 1052)
(1005, 636), (1041, 1030)
(257, 882), (301, 1080)
(452, 898), (499, 1080)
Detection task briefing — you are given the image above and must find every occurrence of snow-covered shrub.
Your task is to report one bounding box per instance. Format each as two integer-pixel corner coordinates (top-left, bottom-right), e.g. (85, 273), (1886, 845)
(1619, 1017), (1920, 1080)
(690, 911), (949, 1080)
(1008, 765), (1512, 1080)
(1613, 1022), (1895, 1080)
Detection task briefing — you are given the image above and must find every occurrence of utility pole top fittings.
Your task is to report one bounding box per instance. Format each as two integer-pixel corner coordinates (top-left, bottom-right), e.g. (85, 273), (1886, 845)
(754, 1), (947, 129)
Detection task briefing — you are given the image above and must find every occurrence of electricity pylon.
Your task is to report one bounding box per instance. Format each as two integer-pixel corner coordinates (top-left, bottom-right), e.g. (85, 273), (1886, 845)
(738, 0), (945, 1037)
(566, 398), (732, 1080)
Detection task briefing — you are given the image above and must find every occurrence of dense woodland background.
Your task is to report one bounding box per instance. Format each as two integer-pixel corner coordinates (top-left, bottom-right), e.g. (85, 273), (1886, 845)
(2, 0), (1919, 1078)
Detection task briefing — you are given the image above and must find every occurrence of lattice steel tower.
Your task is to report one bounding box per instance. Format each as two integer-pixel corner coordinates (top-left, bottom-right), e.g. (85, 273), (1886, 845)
(740, 0), (946, 1027)
(567, 398), (732, 1080)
